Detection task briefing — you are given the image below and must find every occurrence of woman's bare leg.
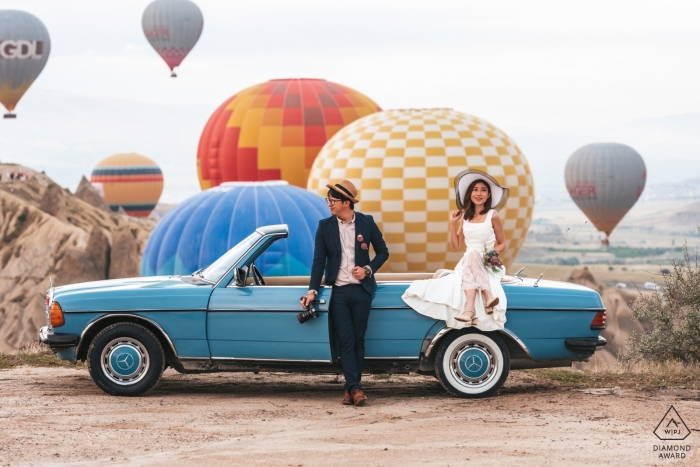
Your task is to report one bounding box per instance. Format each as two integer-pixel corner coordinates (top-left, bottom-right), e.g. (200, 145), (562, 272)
(463, 289), (477, 318)
(455, 288), (479, 324)
(455, 288), (478, 324)
(481, 287), (499, 313)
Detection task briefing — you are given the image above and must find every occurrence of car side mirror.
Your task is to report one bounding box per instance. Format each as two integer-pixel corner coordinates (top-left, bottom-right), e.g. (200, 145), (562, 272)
(234, 267), (248, 287)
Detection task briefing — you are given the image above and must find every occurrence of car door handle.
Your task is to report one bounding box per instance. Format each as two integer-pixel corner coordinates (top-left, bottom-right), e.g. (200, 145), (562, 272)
(299, 297), (326, 305)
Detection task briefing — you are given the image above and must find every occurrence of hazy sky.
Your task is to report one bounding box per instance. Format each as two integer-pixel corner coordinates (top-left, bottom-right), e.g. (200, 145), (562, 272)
(1, 0), (699, 203)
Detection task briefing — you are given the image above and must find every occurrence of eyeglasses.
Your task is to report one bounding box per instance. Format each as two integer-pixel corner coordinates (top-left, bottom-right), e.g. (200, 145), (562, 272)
(325, 197), (341, 206)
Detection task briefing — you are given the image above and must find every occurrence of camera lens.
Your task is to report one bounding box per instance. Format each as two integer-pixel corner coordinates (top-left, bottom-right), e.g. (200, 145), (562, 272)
(297, 309), (313, 324)
(297, 304), (319, 324)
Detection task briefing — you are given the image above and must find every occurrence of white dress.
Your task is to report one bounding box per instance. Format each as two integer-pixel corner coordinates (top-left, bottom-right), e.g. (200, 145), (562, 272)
(401, 209), (507, 331)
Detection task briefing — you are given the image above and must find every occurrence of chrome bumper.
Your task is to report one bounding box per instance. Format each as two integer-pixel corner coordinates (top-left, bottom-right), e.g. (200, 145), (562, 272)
(565, 336), (607, 354)
(39, 326), (79, 350)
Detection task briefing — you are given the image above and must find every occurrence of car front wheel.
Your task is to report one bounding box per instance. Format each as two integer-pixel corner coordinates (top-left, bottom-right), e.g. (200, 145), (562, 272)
(434, 330), (509, 398)
(87, 323), (165, 396)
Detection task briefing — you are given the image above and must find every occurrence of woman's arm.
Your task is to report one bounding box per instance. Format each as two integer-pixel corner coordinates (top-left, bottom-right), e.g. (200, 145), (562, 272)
(448, 210), (464, 251)
(491, 211), (506, 254)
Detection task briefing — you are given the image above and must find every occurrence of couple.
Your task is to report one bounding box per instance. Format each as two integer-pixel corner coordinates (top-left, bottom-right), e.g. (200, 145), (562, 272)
(300, 171), (508, 406)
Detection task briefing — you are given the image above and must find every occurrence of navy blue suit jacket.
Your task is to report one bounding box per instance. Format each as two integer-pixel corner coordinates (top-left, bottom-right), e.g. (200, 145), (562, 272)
(309, 212), (389, 296)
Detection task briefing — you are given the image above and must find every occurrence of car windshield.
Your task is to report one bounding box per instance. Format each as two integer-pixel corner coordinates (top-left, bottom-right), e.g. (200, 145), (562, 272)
(198, 232), (262, 283)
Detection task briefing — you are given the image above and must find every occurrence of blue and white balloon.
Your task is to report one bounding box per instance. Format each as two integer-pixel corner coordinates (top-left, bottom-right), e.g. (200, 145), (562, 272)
(141, 181), (328, 276)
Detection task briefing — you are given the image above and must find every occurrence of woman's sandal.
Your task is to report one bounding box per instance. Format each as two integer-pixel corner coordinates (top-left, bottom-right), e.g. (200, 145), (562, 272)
(455, 309), (476, 325)
(484, 296), (499, 314)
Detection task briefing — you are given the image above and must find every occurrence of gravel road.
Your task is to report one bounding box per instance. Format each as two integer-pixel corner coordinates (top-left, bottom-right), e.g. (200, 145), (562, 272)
(1, 367), (698, 466)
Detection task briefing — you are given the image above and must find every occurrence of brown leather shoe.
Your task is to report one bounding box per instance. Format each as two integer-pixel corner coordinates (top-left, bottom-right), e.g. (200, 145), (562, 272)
(351, 388), (367, 406)
(342, 390), (354, 405)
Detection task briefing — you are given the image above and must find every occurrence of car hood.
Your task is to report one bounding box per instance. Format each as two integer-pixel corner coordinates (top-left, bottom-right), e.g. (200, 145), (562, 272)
(53, 276), (213, 312)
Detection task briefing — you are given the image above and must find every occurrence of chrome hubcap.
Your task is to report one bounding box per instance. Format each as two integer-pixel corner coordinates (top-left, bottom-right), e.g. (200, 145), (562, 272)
(101, 338), (149, 386)
(449, 341), (497, 388)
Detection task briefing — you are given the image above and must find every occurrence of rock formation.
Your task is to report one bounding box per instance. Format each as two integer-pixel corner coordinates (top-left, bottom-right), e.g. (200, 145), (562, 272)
(568, 266), (650, 366)
(0, 163), (154, 351)
(75, 175), (110, 213)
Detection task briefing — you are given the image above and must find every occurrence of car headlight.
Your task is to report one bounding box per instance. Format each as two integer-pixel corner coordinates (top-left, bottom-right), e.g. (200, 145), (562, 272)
(50, 302), (65, 328)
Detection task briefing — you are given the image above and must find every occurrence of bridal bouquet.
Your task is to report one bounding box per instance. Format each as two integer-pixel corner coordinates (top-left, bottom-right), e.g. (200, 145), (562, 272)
(483, 249), (503, 273)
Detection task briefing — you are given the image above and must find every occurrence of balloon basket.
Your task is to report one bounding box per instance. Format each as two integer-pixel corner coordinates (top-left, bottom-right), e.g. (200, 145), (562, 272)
(170, 72), (177, 78)
(3, 113), (16, 119)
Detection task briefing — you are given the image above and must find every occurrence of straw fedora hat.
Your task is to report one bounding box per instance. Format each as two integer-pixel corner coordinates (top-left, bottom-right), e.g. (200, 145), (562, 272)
(326, 179), (360, 203)
(454, 169), (509, 211)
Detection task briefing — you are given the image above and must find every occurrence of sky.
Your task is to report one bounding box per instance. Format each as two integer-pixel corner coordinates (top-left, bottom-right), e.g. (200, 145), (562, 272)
(1, 0), (699, 203)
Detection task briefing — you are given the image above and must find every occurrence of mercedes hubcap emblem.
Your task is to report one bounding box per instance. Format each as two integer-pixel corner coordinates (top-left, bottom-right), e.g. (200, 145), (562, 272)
(115, 353), (135, 370)
(465, 355), (483, 372)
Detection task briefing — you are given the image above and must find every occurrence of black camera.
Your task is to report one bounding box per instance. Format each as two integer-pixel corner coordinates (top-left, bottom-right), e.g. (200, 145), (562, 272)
(297, 297), (319, 324)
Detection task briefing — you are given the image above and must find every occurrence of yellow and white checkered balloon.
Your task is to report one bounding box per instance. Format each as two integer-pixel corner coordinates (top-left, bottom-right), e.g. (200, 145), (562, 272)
(307, 108), (534, 272)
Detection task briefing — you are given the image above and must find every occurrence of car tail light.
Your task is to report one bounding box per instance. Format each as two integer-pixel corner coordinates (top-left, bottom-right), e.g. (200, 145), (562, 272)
(50, 302), (65, 328)
(590, 311), (606, 330)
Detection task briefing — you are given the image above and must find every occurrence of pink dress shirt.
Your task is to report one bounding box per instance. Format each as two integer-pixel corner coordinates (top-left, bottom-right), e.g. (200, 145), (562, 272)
(335, 214), (361, 286)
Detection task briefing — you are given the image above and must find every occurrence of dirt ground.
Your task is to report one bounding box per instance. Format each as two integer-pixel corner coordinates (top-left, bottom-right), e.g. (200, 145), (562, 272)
(1, 367), (698, 467)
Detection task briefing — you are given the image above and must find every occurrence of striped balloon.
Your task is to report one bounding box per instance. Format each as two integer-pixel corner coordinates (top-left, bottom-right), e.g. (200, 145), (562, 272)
(142, 0), (203, 77)
(565, 143), (646, 241)
(141, 181), (328, 276)
(197, 78), (381, 190)
(0, 10), (51, 117)
(90, 153), (164, 217)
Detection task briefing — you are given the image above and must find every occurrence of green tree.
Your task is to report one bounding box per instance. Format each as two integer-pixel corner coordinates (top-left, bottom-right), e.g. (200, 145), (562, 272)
(623, 242), (700, 363)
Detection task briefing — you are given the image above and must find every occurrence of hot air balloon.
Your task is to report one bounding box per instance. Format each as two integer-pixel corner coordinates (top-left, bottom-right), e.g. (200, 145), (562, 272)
(307, 108), (535, 272)
(564, 143), (646, 244)
(142, 0), (203, 77)
(90, 153), (164, 217)
(197, 78), (381, 190)
(141, 181), (328, 276)
(0, 10), (51, 118)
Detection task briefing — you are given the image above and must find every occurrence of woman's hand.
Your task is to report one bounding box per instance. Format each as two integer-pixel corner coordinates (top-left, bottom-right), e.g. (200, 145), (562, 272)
(448, 210), (464, 251)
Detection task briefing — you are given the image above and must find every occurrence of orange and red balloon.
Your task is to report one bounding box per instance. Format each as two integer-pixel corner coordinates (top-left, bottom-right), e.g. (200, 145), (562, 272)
(196, 78), (381, 189)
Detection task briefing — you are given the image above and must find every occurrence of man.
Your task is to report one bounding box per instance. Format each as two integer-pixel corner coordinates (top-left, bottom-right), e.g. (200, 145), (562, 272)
(301, 179), (389, 407)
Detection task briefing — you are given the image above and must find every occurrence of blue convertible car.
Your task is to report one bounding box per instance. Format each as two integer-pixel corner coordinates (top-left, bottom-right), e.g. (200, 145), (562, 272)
(40, 225), (606, 398)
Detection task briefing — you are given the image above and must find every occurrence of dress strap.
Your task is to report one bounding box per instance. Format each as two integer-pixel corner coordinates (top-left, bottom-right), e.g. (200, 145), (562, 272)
(486, 209), (495, 223)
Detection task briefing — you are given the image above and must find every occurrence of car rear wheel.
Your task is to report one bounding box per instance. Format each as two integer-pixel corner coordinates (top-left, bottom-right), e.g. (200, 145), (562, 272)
(87, 323), (165, 396)
(434, 330), (509, 398)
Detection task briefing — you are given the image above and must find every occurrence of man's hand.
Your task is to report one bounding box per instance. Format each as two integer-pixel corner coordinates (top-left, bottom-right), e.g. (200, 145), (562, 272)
(301, 292), (316, 309)
(352, 266), (367, 280)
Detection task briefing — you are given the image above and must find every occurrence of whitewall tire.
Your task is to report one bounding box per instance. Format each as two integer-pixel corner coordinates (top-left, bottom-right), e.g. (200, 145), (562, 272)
(434, 330), (510, 398)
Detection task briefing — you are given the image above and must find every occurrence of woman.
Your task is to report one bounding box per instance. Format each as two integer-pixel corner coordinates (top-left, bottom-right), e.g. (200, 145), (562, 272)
(401, 170), (508, 331)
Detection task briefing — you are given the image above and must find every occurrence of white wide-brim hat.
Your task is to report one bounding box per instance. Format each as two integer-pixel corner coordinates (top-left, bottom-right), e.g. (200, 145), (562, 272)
(454, 169), (509, 211)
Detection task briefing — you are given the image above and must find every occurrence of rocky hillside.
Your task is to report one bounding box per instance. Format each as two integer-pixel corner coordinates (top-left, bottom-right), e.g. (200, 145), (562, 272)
(568, 267), (651, 366)
(0, 163), (154, 351)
